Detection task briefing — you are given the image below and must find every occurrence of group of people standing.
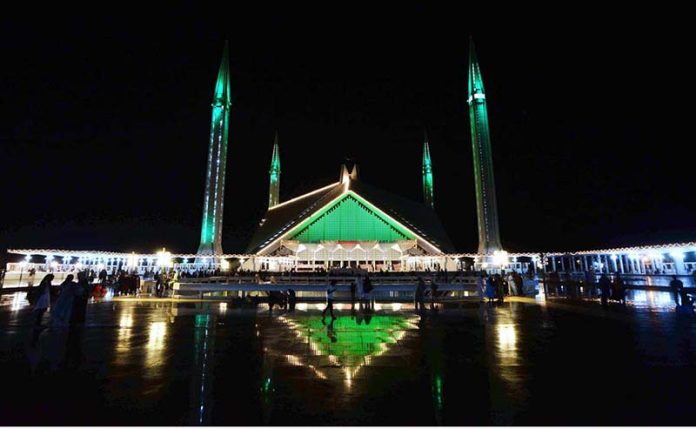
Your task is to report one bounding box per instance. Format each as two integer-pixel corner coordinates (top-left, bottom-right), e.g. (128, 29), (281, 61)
(477, 271), (526, 304)
(597, 273), (627, 307)
(29, 272), (94, 328)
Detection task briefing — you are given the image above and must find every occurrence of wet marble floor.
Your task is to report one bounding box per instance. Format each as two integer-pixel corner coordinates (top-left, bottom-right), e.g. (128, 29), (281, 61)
(1, 293), (695, 425)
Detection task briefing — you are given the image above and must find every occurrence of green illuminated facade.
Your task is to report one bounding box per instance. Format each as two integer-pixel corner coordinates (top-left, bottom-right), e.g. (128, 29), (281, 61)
(468, 38), (503, 255)
(268, 132), (281, 209)
(198, 42), (232, 256)
(422, 130), (434, 209)
(288, 193), (415, 243)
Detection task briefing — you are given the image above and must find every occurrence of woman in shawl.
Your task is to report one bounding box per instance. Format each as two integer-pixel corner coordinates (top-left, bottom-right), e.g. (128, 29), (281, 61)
(51, 274), (77, 327)
(32, 274), (54, 326)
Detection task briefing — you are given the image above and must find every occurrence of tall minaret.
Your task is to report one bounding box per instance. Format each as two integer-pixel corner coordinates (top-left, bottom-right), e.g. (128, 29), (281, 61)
(468, 38), (503, 255)
(268, 131), (281, 209)
(422, 129), (434, 209)
(197, 42), (232, 256)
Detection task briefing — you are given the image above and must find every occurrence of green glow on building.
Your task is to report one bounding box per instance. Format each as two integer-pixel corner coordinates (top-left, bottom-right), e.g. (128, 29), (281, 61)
(268, 132), (281, 209)
(422, 130), (434, 209)
(288, 192), (415, 242)
(198, 41), (232, 256)
(468, 38), (502, 255)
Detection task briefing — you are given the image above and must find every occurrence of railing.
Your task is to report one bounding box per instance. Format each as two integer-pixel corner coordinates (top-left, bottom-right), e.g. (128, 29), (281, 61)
(174, 274), (484, 301)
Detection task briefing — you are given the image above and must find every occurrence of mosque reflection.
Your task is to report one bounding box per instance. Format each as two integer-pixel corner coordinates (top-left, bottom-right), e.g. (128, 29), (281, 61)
(258, 309), (420, 389)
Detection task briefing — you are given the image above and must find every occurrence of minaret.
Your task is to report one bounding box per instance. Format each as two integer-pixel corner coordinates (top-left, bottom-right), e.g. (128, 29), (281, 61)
(422, 129), (434, 209)
(468, 38), (503, 255)
(268, 131), (281, 209)
(197, 42), (232, 257)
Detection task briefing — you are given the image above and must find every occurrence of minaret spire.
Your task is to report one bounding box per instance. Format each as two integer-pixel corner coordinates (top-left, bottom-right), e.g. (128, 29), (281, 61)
(198, 41), (232, 257)
(268, 131), (281, 209)
(422, 128), (434, 209)
(467, 38), (503, 255)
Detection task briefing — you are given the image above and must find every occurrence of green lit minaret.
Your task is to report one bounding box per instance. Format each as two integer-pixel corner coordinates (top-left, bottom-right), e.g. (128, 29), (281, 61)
(422, 129), (434, 209)
(197, 42), (232, 257)
(468, 38), (503, 255)
(268, 131), (281, 209)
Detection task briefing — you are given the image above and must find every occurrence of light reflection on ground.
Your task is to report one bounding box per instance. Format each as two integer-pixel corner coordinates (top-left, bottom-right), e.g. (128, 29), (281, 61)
(1, 293), (696, 425)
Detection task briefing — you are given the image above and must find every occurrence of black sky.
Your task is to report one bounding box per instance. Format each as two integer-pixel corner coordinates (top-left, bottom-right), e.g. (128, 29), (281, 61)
(1, 5), (693, 264)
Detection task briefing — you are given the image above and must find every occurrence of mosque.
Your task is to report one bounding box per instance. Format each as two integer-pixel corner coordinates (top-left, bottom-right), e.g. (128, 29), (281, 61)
(5, 41), (696, 281)
(195, 39), (503, 273)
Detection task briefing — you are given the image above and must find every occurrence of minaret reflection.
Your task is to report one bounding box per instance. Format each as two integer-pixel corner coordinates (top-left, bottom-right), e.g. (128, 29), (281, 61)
(189, 314), (216, 425)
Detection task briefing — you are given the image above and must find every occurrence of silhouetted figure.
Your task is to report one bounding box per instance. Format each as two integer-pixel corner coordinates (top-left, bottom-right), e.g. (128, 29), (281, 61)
(350, 281), (356, 302)
(287, 289), (296, 311)
(599, 274), (611, 308)
(430, 279), (439, 305)
(485, 276), (496, 303)
(98, 269), (107, 284)
(612, 274), (626, 305)
(494, 274), (505, 303)
(415, 277), (426, 312)
(321, 280), (337, 321)
(670, 275), (684, 307)
(363, 276), (374, 309)
(584, 269), (596, 297)
(70, 271), (93, 325)
(51, 274), (77, 327)
(514, 272), (525, 296)
(31, 274), (54, 326)
(476, 273), (485, 302)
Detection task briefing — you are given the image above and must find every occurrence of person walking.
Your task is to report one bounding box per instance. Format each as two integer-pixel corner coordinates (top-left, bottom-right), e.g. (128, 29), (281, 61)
(356, 274), (364, 303)
(485, 275), (496, 303)
(322, 280), (337, 321)
(476, 273), (486, 303)
(670, 275), (684, 307)
(613, 273), (626, 305)
(71, 271), (93, 325)
(363, 275), (374, 309)
(27, 268), (36, 288)
(31, 274), (54, 326)
(599, 274), (611, 308)
(415, 277), (426, 312)
(51, 274), (77, 327)
(508, 271), (518, 296)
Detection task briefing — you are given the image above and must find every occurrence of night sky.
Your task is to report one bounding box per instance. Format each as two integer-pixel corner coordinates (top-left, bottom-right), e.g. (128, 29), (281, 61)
(1, 5), (693, 264)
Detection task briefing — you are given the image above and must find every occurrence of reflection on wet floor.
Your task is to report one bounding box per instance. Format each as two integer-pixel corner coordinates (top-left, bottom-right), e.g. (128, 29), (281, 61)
(1, 293), (696, 425)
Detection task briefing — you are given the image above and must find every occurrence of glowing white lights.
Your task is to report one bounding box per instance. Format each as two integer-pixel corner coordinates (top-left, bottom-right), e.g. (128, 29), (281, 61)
(126, 252), (138, 268)
(670, 251), (685, 259)
(156, 249), (173, 268)
(492, 250), (509, 267)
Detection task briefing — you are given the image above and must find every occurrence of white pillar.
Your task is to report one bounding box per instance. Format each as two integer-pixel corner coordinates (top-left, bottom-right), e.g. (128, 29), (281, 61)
(618, 255), (625, 274)
(551, 257), (557, 272)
